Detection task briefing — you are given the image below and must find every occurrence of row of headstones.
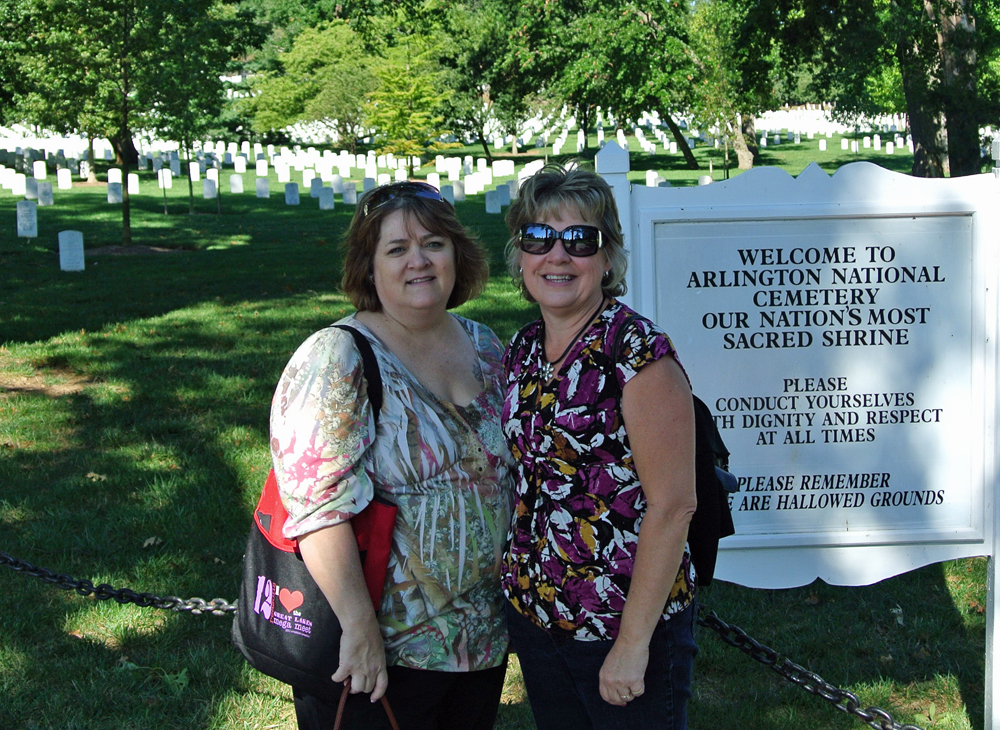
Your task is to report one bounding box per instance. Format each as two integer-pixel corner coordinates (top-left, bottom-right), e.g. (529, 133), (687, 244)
(1, 167), (59, 201)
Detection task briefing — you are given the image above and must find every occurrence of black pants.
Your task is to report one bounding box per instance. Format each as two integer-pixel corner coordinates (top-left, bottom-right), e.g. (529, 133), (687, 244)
(293, 658), (508, 730)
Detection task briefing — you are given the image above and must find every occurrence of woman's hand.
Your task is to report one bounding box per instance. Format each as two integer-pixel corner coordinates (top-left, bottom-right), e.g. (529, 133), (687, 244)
(599, 637), (649, 706)
(333, 612), (388, 699)
(297, 521), (390, 702)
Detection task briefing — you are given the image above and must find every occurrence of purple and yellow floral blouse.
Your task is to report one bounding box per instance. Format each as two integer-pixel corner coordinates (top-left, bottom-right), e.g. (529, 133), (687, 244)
(501, 300), (696, 641)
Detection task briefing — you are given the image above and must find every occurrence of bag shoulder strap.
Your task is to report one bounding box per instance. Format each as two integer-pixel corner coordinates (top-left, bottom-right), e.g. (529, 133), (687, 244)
(333, 324), (383, 427)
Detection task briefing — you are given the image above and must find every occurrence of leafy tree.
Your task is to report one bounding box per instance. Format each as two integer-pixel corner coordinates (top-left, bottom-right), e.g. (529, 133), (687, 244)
(741, 0), (1000, 177)
(248, 21), (374, 152)
(364, 41), (454, 175)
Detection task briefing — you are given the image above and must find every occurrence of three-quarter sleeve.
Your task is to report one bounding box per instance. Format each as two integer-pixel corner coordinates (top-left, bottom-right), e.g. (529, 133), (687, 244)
(269, 326), (376, 539)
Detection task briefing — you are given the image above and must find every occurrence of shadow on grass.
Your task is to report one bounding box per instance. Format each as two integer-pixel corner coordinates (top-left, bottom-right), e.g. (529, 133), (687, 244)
(692, 564), (985, 729)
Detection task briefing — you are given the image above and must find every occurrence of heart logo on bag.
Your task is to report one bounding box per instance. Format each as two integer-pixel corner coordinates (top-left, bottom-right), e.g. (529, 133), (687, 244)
(278, 588), (304, 613)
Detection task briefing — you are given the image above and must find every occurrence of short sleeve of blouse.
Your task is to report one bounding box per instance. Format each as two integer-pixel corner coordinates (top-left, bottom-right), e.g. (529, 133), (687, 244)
(269, 326), (376, 539)
(613, 315), (680, 390)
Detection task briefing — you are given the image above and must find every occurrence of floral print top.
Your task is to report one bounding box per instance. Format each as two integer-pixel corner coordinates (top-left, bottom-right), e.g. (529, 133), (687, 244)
(501, 300), (696, 641)
(270, 314), (514, 671)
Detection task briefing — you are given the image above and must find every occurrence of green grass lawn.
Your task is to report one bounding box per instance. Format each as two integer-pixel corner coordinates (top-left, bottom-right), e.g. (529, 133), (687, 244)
(0, 133), (987, 729)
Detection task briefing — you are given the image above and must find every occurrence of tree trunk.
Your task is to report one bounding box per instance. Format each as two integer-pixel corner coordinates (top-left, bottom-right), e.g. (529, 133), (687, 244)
(897, 38), (947, 177)
(185, 140), (195, 214)
(662, 113), (699, 170)
(928, 0), (980, 176)
(577, 105), (592, 152)
(86, 136), (97, 183)
(109, 133), (134, 245)
(731, 115), (754, 170)
(741, 116), (760, 164)
(477, 132), (494, 164)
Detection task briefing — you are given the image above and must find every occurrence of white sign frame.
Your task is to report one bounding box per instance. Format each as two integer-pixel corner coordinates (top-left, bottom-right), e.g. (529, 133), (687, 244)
(595, 142), (1000, 725)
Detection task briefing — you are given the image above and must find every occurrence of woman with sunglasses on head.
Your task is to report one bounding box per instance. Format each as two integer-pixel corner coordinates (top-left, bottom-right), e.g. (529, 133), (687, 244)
(270, 181), (514, 730)
(501, 163), (698, 730)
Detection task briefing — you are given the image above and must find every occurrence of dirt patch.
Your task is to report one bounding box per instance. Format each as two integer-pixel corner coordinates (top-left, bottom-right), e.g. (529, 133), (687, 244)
(87, 245), (183, 256)
(0, 365), (91, 398)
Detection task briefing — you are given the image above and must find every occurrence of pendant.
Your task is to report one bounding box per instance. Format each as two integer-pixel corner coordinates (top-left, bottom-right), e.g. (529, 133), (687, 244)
(540, 360), (554, 381)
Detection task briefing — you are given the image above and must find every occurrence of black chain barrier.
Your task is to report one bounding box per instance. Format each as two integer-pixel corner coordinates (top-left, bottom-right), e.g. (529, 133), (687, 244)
(1, 551), (926, 729)
(697, 608), (925, 730)
(0, 551), (237, 616)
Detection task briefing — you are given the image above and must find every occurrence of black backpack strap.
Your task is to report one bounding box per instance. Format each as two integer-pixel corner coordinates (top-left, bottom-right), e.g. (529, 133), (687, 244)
(333, 324), (383, 428)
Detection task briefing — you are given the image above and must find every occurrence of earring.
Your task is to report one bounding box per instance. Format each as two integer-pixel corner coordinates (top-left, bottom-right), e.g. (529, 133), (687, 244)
(518, 267), (523, 274)
(602, 270), (612, 284)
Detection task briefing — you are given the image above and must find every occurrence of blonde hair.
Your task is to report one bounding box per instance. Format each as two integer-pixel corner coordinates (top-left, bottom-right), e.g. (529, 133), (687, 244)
(504, 162), (627, 302)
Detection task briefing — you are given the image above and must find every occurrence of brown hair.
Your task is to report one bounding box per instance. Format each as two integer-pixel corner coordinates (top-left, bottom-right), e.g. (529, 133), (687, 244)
(342, 188), (489, 312)
(505, 162), (628, 302)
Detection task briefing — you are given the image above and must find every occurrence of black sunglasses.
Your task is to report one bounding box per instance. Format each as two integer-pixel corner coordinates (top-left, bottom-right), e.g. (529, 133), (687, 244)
(518, 223), (604, 257)
(362, 181), (448, 216)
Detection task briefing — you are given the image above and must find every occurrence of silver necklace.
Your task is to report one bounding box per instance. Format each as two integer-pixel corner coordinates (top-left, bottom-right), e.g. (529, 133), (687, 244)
(539, 298), (607, 381)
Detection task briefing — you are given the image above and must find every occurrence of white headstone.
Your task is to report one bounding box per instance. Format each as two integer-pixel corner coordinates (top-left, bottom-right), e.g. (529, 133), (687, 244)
(841, 138), (849, 150)
(453, 179), (465, 202)
(230, 174), (244, 194)
(24, 177), (38, 200)
(393, 169), (406, 182)
(127, 173), (139, 195)
(819, 139), (827, 152)
(440, 185), (454, 205)
(16, 200), (37, 238)
(170, 158), (181, 176)
(498, 183), (511, 207)
(234, 156), (247, 174)
(189, 163), (200, 182)
(363, 177), (376, 192)
(79, 160), (91, 180)
(107, 168), (122, 184)
(107, 182), (123, 203)
(203, 179), (217, 199)
(256, 177), (270, 198)
(697, 175), (713, 186)
(309, 177), (323, 198)
(485, 189), (501, 214)
(319, 187), (335, 210)
(331, 174), (344, 193)
(256, 159), (268, 177)
(886, 142), (895, 155)
(37, 182), (54, 206)
(285, 182), (300, 205)
(646, 170), (658, 187)
(58, 230), (85, 271)
(863, 136), (871, 148)
(57, 168), (72, 190)
(427, 173), (440, 189)
(343, 183), (358, 205)
(158, 169), (173, 189)
(11, 173), (25, 196)
(33, 160), (47, 179)
(207, 168), (219, 183)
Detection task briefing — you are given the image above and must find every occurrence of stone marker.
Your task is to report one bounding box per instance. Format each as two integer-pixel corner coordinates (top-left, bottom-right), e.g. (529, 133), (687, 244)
(256, 159), (268, 177)
(207, 168), (219, 183)
(107, 168), (122, 184)
(453, 179), (465, 202)
(203, 179), (217, 199)
(58, 230), (85, 271)
(285, 182), (300, 205)
(16, 200), (37, 238)
(37, 182), (54, 206)
(440, 185), (454, 204)
(819, 139), (827, 152)
(57, 168), (72, 190)
(170, 158), (181, 176)
(230, 174), (244, 194)
(310, 177), (323, 198)
(277, 165), (290, 183)
(343, 183), (358, 205)
(25, 178), (38, 200)
(234, 156), (247, 174)
(697, 175), (713, 186)
(427, 173), (440, 189)
(189, 163), (200, 182)
(886, 142), (895, 155)
(363, 177), (376, 192)
(107, 182), (123, 203)
(137, 155), (147, 170)
(331, 174), (344, 193)
(127, 173), (139, 195)
(485, 189), (500, 214)
(841, 138), (849, 150)
(33, 160), (47, 179)
(497, 184), (511, 207)
(319, 187), (335, 210)
(158, 169), (173, 189)
(256, 177), (270, 198)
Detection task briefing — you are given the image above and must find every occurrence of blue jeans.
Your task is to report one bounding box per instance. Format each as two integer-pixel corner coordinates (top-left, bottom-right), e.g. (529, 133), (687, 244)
(505, 600), (697, 730)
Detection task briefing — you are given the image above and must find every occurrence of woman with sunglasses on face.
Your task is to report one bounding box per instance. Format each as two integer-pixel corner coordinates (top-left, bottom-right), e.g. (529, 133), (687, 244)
(501, 164), (698, 730)
(270, 181), (514, 730)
